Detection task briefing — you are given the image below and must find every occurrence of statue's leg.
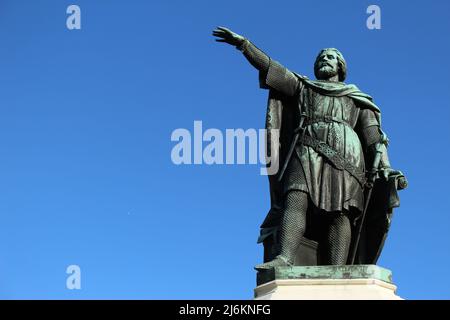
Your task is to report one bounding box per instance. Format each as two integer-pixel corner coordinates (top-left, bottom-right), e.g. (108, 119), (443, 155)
(323, 214), (351, 265)
(255, 190), (308, 270)
(279, 190), (308, 262)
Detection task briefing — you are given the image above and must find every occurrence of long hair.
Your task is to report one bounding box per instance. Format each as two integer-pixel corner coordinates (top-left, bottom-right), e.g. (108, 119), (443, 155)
(314, 48), (347, 82)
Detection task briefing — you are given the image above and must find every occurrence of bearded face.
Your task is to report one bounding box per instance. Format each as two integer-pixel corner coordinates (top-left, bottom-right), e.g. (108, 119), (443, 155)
(315, 50), (340, 80)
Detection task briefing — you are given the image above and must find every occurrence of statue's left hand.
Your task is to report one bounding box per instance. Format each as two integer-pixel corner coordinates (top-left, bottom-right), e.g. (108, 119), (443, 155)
(379, 167), (403, 181)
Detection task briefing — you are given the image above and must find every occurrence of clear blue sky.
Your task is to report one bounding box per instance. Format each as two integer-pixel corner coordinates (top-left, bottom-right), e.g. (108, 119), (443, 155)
(0, 0), (449, 299)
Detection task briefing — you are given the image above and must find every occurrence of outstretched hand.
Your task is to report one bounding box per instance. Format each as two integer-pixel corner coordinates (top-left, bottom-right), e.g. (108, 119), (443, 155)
(212, 26), (245, 46)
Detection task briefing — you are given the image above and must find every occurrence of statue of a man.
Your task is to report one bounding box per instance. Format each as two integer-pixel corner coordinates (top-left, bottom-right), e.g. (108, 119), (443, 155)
(213, 27), (406, 269)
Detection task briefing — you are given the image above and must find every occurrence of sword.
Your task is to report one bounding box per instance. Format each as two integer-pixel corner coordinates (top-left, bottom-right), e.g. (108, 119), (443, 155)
(349, 134), (388, 265)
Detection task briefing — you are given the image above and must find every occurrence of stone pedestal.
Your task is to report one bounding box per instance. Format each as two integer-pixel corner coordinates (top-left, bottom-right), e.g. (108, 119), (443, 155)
(254, 265), (402, 300)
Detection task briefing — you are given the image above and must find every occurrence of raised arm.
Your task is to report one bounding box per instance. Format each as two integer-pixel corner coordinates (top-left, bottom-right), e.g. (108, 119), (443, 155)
(213, 26), (300, 96)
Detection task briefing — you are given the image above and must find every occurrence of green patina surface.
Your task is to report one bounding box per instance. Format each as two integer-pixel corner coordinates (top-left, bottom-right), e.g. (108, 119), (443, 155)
(257, 265), (393, 286)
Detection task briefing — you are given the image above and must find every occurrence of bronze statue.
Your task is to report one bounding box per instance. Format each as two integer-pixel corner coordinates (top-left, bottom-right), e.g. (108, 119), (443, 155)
(212, 27), (407, 270)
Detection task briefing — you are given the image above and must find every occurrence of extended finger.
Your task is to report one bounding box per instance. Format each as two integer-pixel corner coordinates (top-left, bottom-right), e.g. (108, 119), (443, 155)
(217, 26), (231, 32)
(212, 31), (228, 37)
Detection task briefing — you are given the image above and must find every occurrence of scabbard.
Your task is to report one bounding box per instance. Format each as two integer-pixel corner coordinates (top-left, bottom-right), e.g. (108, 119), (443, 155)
(277, 115), (306, 182)
(277, 132), (299, 182)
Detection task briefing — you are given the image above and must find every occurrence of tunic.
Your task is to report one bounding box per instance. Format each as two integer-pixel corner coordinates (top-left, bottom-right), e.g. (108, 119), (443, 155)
(261, 60), (380, 213)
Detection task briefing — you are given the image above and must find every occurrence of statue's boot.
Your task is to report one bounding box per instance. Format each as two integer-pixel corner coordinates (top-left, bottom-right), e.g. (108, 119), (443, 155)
(254, 255), (292, 271)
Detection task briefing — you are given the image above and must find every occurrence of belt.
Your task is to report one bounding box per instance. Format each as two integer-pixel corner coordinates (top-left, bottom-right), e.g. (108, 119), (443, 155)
(301, 115), (352, 128)
(298, 134), (366, 187)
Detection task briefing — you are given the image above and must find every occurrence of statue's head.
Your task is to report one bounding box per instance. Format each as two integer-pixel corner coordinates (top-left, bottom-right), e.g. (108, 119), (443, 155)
(314, 48), (347, 82)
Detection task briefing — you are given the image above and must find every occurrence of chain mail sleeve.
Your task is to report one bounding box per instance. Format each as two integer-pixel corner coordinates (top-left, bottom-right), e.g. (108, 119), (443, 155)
(236, 39), (301, 97)
(357, 108), (391, 169)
